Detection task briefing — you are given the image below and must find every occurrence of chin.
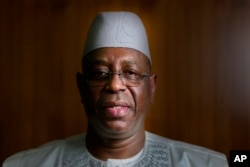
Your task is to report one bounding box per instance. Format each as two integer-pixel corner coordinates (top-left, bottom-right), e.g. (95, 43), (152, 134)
(99, 123), (135, 138)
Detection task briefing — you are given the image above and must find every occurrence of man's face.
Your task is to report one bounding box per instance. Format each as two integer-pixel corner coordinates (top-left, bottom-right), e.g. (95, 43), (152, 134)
(78, 48), (156, 139)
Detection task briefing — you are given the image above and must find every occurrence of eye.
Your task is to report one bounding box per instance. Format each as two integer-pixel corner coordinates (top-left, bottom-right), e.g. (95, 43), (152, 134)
(123, 70), (139, 80)
(88, 70), (109, 80)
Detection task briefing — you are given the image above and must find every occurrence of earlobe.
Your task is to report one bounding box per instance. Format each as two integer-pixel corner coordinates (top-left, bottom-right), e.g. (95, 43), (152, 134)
(149, 74), (157, 103)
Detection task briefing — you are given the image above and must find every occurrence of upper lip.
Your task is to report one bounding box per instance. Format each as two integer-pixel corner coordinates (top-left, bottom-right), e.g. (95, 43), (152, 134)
(102, 101), (130, 108)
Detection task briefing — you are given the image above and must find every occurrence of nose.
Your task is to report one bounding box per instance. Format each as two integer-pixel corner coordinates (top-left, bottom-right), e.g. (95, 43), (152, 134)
(105, 73), (126, 92)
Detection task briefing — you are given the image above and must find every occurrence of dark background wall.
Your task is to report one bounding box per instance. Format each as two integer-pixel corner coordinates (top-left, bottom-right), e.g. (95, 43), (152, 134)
(1, 0), (250, 164)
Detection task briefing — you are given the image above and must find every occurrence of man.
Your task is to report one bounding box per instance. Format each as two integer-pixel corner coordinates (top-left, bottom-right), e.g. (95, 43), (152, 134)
(3, 11), (228, 166)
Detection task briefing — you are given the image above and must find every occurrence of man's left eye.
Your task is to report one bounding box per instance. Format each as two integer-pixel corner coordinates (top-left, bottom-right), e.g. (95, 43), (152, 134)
(125, 70), (136, 75)
(123, 70), (139, 79)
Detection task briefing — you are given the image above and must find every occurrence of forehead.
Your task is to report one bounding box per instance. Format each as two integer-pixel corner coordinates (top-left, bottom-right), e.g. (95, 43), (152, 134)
(84, 47), (149, 68)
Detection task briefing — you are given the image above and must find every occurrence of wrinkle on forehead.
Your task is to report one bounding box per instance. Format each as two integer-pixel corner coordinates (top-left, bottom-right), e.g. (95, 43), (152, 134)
(82, 48), (151, 72)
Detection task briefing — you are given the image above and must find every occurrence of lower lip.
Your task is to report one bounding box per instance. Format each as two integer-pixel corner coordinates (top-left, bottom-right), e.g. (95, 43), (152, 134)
(104, 106), (129, 117)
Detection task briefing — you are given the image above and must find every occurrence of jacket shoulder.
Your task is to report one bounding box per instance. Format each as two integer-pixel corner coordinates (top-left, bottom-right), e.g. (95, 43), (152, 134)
(146, 132), (228, 167)
(3, 134), (85, 167)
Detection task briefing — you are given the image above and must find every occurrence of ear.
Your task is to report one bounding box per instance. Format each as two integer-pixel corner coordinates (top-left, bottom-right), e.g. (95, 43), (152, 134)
(149, 74), (157, 104)
(76, 72), (86, 104)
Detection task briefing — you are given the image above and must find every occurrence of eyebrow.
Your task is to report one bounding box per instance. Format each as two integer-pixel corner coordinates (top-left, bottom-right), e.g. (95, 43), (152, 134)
(121, 60), (137, 66)
(89, 59), (109, 65)
(90, 59), (138, 66)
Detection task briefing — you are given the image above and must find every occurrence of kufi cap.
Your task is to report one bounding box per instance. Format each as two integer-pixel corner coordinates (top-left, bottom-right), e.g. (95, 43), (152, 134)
(83, 11), (151, 63)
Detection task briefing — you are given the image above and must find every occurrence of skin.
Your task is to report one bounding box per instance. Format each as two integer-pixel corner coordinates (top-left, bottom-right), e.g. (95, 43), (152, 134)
(77, 47), (157, 160)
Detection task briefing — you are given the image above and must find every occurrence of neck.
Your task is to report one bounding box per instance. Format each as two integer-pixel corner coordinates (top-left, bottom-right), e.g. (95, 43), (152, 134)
(86, 127), (145, 160)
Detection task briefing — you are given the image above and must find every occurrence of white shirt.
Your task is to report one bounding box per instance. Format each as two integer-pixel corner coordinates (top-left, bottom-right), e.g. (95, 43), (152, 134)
(3, 132), (228, 167)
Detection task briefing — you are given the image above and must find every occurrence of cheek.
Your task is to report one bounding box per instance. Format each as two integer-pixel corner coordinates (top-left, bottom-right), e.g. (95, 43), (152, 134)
(83, 88), (101, 114)
(131, 84), (151, 114)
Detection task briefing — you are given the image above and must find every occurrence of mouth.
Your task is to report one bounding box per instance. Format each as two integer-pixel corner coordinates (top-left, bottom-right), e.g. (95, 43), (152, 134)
(101, 102), (130, 118)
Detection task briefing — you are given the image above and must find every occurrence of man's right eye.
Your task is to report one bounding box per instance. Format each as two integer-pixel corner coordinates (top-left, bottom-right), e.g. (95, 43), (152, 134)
(90, 71), (109, 80)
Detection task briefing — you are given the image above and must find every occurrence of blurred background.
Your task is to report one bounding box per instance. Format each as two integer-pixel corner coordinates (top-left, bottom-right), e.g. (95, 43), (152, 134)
(1, 0), (250, 164)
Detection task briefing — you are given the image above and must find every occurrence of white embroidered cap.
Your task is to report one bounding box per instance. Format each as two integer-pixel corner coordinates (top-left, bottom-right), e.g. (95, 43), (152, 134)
(83, 11), (151, 63)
